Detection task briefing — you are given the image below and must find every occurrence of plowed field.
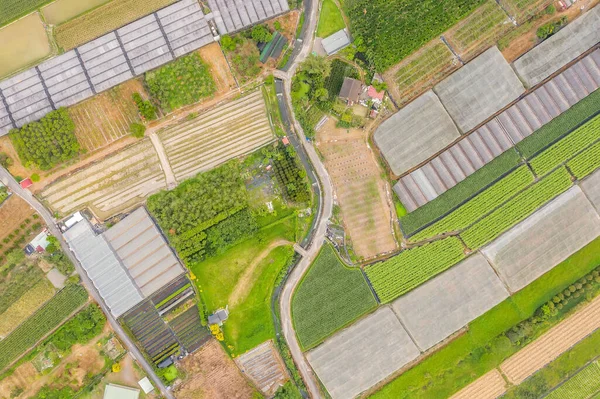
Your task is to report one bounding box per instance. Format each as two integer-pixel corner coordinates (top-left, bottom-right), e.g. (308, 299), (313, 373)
(450, 369), (507, 399)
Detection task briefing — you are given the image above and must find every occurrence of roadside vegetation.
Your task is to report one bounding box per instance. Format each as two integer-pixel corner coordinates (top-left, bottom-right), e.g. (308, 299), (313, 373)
(316, 0), (345, 38)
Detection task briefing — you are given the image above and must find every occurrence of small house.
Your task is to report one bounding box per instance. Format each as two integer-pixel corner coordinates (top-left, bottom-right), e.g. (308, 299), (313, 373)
(367, 86), (385, 104)
(339, 77), (363, 105)
(208, 308), (229, 326)
(282, 136), (290, 146)
(27, 229), (51, 253)
(20, 178), (33, 189)
(321, 29), (351, 55)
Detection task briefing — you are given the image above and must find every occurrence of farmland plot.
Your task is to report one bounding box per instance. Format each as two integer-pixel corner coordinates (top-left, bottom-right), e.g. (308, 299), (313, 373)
(41, 0), (110, 25)
(40, 140), (166, 219)
(235, 340), (289, 397)
(450, 369), (507, 399)
(545, 361), (600, 399)
(499, 0), (554, 23)
(159, 90), (275, 181)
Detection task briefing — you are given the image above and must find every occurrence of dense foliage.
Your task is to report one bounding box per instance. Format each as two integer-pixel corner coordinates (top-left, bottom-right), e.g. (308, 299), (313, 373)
(291, 55), (331, 137)
(146, 53), (216, 112)
(0, 284), (88, 371)
(461, 167), (573, 249)
(530, 114), (600, 176)
(47, 304), (106, 352)
(410, 166), (534, 241)
(400, 149), (522, 235)
(292, 244), (377, 349)
(323, 60), (359, 102)
(537, 16), (567, 40)
(365, 237), (466, 303)
(9, 108), (80, 170)
(567, 141), (600, 179)
(251, 24), (273, 43)
(273, 145), (311, 203)
(343, 0), (484, 71)
(132, 92), (157, 120)
(129, 122), (146, 138)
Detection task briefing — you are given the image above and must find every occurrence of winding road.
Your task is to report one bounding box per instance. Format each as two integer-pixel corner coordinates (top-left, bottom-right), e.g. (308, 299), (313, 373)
(0, 168), (175, 399)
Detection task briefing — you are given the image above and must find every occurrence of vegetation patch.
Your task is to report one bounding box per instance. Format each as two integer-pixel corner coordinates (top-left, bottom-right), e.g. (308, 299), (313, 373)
(323, 59), (359, 102)
(0, 0), (51, 27)
(292, 244), (378, 350)
(0, 279), (54, 337)
(316, 0), (345, 38)
(567, 141), (600, 180)
(9, 108), (80, 171)
(543, 361), (600, 399)
(365, 237), (466, 303)
(146, 52), (216, 113)
(272, 144), (311, 203)
(0, 251), (46, 315)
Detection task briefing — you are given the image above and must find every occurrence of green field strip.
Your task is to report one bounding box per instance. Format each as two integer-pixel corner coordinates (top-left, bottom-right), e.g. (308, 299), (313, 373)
(365, 237), (466, 303)
(567, 141), (600, 180)
(545, 361), (600, 399)
(154, 284), (191, 309)
(530, 114), (600, 177)
(410, 165), (534, 242)
(0, 284), (88, 372)
(461, 167), (573, 249)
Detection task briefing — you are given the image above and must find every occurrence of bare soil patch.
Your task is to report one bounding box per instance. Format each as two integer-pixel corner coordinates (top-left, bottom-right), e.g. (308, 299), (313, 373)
(197, 44), (237, 95)
(175, 339), (257, 399)
(450, 369), (507, 399)
(235, 340), (289, 396)
(0, 195), (37, 241)
(316, 118), (398, 260)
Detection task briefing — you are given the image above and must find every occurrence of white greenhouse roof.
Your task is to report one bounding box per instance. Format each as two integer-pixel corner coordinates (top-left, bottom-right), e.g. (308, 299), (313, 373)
(322, 29), (351, 55)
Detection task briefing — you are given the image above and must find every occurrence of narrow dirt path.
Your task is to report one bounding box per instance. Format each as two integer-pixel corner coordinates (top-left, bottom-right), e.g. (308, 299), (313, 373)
(149, 132), (176, 189)
(229, 239), (293, 306)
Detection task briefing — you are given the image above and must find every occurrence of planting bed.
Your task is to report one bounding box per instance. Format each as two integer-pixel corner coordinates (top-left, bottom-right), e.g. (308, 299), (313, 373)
(159, 90), (274, 181)
(545, 361), (600, 399)
(168, 305), (210, 353)
(235, 340), (289, 397)
(450, 369), (507, 399)
(568, 141), (600, 179)
(40, 140), (166, 219)
(499, 0), (554, 22)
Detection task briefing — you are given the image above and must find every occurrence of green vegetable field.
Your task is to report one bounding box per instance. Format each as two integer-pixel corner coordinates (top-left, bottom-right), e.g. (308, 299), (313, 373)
(410, 166), (534, 241)
(530, 114), (600, 176)
(292, 244), (377, 350)
(461, 167), (573, 249)
(0, 0), (50, 27)
(0, 284), (88, 371)
(365, 237), (465, 303)
(545, 361), (600, 399)
(567, 141), (600, 179)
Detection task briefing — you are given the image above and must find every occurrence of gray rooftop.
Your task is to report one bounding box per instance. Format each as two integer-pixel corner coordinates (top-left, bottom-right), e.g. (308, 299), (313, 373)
(321, 29), (351, 55)
(374, 90), (461, 176)
(513, 6), (600, 87)
(338, 77), (362, 102)
(434, 46), (525, 133)
(207, 0), (290, 35)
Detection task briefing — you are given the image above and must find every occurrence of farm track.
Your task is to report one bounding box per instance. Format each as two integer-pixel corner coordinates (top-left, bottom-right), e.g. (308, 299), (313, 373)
(501, 295), (600, 384)
(450, 369), (507, 399)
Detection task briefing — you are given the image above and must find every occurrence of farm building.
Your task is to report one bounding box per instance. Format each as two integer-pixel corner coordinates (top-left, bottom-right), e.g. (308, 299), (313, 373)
(513, 6), (600, 87)
(433, 46), (525, 133)
(374, 90), (461, 176)
(321, 29), (351, 55)
(26, 230), (51, 254)
(208, 308), (229, 326)
(207, 0), (290, 35)
(103, 384), (140, 399)
(339, 77), (363, 105)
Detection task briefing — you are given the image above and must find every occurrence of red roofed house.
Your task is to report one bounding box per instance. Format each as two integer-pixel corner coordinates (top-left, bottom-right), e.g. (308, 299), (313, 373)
(20, 178), (33, 189)
(367, 86), (385, 104)
(282, 136), (290, 146)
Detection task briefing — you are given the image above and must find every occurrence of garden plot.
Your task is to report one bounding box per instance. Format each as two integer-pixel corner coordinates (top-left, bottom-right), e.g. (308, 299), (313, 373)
(512, 6), (600, 87)
(392, 254), (508, 351)
(384, 40), (459, 106)
(68, 80), (144, 151)
(450, 369), (507, 399)
(500, 294), (600, 384)
(307, 307), (420, 399)
(445, 0), (514, 62)
(40, 140), (166, 219)
(581, 168), (600, 212)
(41, 0), (110, 25)
(235, 340), (289, 397)
(434, 46), (525, 133)
(374, 90), (461, 176)
(499, 0), (554, 23)
(317, 119), (397, 259)
(0, 195), (37, 242)
(482, 186), (600, 293)
(159, 90), (275, 181)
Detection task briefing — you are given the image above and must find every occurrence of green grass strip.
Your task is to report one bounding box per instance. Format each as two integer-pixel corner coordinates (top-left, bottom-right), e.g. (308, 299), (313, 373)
(292, 244), (377, 350)
(567, 140), (600, 180)
(410, 166), (534, 242)
(461, 167), (573, 249)
(154, 284), (191, 309)
(0, 284), (88, 371)
(365, 237), (465, 303)
(401, 149), (522, 236)
(531, 114), (600, 176)
(517, 88), (600, 159)
(544, 361), (600, 399)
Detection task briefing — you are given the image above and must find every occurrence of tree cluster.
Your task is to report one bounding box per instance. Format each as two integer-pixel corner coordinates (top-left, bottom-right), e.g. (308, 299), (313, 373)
(132, 92), (157, 120)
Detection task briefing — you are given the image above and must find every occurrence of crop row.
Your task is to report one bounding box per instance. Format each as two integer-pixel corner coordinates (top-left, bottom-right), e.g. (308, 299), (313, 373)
(530, 114), (600, 176)
(567, 141), (600, 180)
(461, 167), (573, 249)
(410, 166), (534, 242)
(0, 284), (88, 371)
(546, 361), (600, 399)
(365, 237), (465, 303)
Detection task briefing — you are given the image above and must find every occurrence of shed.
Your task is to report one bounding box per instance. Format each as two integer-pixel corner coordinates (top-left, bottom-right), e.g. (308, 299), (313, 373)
(208, 308), (229, 326)
(103, 383), (140, 399)
(29, 230), (50, 252)
(20, 178), (33, 189)
(138, 377), (154, 394)
(321, 29), (351, 55)
(339, 78), (363, 104)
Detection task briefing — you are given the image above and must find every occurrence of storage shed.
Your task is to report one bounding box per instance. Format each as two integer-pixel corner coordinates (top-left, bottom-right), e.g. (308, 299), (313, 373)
(321, 29), (351, 55)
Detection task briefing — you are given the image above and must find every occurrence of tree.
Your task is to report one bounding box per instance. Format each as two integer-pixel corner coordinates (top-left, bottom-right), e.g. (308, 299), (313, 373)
(221, 34), (237, 51)
(300, 54), (331, 78)
(0, 152), (12, 168)
(314, 87), (329, 102)
(251, 25), (273, 43)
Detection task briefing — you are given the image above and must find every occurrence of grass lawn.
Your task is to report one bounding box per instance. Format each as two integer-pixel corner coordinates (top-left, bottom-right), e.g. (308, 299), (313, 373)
(292, 244), (377, 350)
(316, 0), (346, 38)
(223, 245), (294, 356)
(370, 235), (600, 398)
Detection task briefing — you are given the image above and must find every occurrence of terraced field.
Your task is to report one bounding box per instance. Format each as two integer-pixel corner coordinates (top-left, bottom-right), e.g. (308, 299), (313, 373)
(159, 90), (275, 181)
(40, 140), (166, 219)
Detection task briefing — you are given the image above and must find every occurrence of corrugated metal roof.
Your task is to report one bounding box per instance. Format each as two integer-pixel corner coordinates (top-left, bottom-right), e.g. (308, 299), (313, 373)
(322, 29), (351, 55)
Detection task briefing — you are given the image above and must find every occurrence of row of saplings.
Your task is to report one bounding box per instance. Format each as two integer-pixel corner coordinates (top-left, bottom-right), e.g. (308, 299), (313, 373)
(507, 267), (600, 346)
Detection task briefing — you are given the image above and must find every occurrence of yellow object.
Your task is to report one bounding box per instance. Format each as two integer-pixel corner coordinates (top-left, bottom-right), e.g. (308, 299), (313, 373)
(112, 363), (121, 373)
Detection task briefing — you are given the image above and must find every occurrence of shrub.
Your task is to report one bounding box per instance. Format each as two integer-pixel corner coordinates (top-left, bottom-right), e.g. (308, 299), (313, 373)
(30, 174), (40, 182)
(132, 93), (157, 121)
(130, 123), (146, 138)
(0, 152), (12, 168)
(537, 16), (567, 40)
(251, 24), (273, 43)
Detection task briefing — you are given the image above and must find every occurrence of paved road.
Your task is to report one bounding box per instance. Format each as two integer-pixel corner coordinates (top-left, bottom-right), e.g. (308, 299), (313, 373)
(276, 0), (334, 397)
(0, 168), (175, 399)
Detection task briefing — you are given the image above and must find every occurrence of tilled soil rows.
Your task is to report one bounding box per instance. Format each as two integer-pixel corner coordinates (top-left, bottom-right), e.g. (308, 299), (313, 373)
(450, 369), (507, 399)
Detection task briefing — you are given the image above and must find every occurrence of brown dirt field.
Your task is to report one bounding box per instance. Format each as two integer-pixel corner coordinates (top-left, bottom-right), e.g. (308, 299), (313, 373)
(0, 195), (37, 241)
(501, 1), (599, 62)
(500, 295), (600, 384)
(175, 339), (257, 399)
(68, 80), (145, 152)
(450, 369), (507, 399)
(235, 340), (289, 396)
(266, 10), (300, 42)
(0, 362), (38, 398)
(197, 44), (237, 94)
(316, 118), (398, 260)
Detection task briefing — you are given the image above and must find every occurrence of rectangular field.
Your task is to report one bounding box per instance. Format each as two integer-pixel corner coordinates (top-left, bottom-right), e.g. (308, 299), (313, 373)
(0, 0), (50, 27)
(545, 361), (600, 399)
(40, 139), (166, 219)
(450, 369), (507, 399)
(0, 280), (55, 338)
(235, 340), (289, 397)
(482, 186), (600, 292)
(0, 13), (51, 79)
(159, 90), (275, 181)
(41, 0), (110, 25)
(499, 0), (554, 22)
